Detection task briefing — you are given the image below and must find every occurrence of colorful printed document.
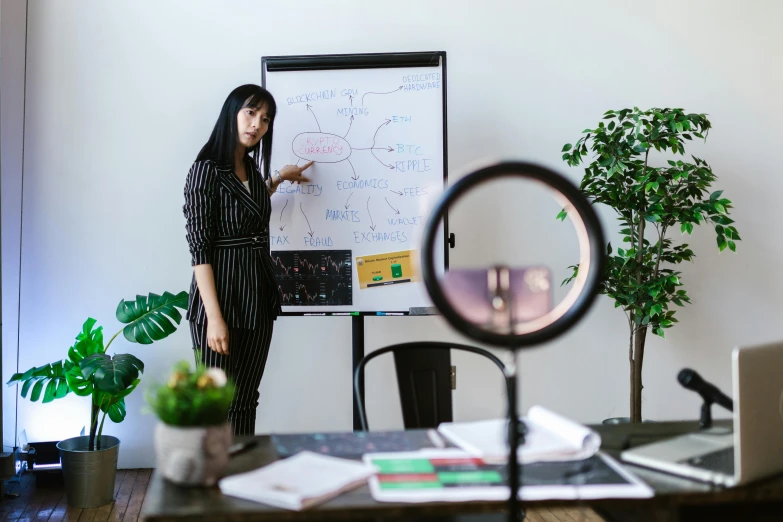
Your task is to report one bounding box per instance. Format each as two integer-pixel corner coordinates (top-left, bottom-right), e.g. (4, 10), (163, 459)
(363, 450), (654, 503)
(355, 249), (418, 289)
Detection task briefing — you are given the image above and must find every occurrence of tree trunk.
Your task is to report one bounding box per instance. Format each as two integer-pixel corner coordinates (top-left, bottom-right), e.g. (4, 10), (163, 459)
(630, 327), (648, 422)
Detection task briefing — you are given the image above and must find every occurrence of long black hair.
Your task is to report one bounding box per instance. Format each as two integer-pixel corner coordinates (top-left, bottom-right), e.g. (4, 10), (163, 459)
(196, 84), (277, 179)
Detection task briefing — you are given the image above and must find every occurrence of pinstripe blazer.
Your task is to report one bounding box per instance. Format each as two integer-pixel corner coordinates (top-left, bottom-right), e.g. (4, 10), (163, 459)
(183, 157), (281, 329)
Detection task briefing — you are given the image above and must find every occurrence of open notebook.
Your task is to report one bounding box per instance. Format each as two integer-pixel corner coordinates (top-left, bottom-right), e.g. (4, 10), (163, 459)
(437, 405), (602, 464)
(219, 451), (375, 511)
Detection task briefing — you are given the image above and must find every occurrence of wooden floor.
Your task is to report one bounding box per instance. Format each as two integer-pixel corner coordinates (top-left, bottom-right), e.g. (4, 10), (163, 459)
(0, 469), (150, 522)
(0, 469), (605, 522)
(523, 507), (606, 522)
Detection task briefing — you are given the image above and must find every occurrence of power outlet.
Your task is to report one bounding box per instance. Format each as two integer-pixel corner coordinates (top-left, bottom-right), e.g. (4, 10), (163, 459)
(450, 365), (456, 390)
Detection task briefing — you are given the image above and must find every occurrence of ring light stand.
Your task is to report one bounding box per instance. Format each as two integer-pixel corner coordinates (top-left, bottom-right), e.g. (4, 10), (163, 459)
(421, 162), (605, 522)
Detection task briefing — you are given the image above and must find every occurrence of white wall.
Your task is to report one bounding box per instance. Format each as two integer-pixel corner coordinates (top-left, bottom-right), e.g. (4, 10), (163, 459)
(3, 0), (782, 467)
(1, 0), (27, 452)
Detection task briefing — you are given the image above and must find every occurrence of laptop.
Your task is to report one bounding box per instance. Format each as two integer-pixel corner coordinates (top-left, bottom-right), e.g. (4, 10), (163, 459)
(621, 340), (783, 487)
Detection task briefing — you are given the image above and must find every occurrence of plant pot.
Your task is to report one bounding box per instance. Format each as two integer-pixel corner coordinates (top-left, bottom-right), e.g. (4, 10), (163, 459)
(154, 422), (232, 487)
(57, 435), (120, 508)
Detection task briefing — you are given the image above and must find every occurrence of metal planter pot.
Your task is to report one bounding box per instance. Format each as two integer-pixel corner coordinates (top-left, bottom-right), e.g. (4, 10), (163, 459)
(57, 435), (120, 508)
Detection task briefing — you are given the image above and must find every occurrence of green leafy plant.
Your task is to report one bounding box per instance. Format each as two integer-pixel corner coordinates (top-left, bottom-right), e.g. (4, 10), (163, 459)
(560, 108), (739, 422)
(7, 291), (188, 450)
(146, 357), (234, 427)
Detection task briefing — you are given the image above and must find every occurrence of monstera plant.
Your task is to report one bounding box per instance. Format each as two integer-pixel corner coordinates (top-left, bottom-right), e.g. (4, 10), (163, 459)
(7, 291), (188, 451)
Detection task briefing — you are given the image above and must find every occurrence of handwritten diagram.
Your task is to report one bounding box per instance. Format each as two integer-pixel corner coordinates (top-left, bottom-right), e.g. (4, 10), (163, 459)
(292, 103), (396, 172)
(266, 65), (444, 310)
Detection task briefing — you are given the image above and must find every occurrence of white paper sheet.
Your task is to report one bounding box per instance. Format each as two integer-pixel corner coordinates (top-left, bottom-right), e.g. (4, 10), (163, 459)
(219, 451), (375, 510)
(437, 405), (602, 463)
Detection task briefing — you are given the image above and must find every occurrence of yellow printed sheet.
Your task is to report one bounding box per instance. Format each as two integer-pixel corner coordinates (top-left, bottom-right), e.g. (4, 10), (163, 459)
(355, 250), (419, 289)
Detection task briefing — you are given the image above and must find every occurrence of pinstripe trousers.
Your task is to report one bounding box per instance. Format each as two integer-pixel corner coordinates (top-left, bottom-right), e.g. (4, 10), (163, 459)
(189, 318), (275, 437)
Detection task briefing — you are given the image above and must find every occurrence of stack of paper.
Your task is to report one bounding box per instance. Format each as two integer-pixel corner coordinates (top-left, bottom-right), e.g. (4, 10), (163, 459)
(219, 451), (375, 510)
(437, 405), (602, 464)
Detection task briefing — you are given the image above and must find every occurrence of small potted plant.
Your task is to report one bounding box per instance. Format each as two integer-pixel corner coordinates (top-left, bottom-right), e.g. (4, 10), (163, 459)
(146, 357), (235, 487)
(7, 291), (188, 507)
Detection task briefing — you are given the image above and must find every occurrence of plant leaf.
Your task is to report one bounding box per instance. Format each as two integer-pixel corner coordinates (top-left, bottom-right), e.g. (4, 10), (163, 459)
(80, 353), (144, 395)
(7, 360), (71, 404)
(30, 380), (45, 402)
(43, 379), (57, 403)
(66, 364), (93, 397)
(105, 398), (127, 423)
(67, 319), (105, 365)
(95, 392), (132, 424)
(116, 291), (188, 345)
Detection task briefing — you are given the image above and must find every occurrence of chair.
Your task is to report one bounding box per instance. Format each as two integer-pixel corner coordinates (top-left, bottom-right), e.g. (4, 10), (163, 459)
(353, 341), (509, 431)
(354, 343), (514, 522)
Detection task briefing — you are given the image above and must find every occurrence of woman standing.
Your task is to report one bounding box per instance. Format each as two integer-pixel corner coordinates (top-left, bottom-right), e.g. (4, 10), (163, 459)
(184, 84), (313, 436)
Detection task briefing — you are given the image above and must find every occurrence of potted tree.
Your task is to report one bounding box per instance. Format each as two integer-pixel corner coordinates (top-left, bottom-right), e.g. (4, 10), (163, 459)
(7, 290), (188, 507)
(559, 108), (739, 422)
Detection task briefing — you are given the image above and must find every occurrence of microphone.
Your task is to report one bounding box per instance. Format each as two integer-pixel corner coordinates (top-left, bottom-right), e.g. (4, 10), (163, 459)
(677, 368), (734, 412)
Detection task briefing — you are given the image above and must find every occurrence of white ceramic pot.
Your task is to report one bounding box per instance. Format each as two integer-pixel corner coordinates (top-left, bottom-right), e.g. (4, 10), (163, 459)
(154, 422), (232, 487)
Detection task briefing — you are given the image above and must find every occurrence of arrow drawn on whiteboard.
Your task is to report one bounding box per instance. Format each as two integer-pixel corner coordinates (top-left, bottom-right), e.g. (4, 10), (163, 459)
(345, 192), (353, 209)
(348, 159), (359, 180)
(344, 115), (354, 138)
(306, 104), (321, 132)
(385, 197), (400, 215)
(349, 94), (354, 106)
(353, 146), (393, 152)
(300, 202), (314, 237)
(367, 197), (376, 231)
(362, 86), (403, 106)
(390, 189), (403, 196)
(383, 198), (400, 214)
(279, 199), (288, 231)
(371, 119), (394, 170)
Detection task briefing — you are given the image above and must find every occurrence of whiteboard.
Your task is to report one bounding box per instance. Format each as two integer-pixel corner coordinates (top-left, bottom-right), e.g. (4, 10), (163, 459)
(262, 52), (448, 314)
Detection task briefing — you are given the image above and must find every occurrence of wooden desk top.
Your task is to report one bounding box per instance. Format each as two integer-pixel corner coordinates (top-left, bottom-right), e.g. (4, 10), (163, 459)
(140, 420), (783, 521)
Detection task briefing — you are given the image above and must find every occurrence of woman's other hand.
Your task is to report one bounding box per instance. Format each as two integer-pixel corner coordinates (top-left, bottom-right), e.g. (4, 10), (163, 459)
(207, 316), (230, 355)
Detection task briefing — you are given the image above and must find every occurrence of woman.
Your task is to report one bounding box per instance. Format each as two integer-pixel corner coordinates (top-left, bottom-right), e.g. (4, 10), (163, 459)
(183, 84), (313, 436)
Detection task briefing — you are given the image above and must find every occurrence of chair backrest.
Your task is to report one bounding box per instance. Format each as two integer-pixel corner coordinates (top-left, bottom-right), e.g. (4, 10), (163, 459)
(354, 342), (507, 431)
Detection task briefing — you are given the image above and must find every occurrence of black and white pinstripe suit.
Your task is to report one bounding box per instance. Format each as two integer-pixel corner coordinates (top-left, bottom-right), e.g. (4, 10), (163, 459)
(183, 157), (281, 436)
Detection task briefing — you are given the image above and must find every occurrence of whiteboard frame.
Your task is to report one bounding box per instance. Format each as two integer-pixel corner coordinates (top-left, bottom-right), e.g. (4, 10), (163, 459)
(261, 51), (450, 316)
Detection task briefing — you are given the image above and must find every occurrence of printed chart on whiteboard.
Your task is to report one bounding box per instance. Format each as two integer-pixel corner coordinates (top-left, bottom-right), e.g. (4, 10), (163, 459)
(262, 52), (448, 314)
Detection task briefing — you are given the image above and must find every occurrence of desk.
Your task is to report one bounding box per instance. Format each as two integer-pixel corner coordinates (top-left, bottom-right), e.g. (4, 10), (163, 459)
(141, 421), (783, 522)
